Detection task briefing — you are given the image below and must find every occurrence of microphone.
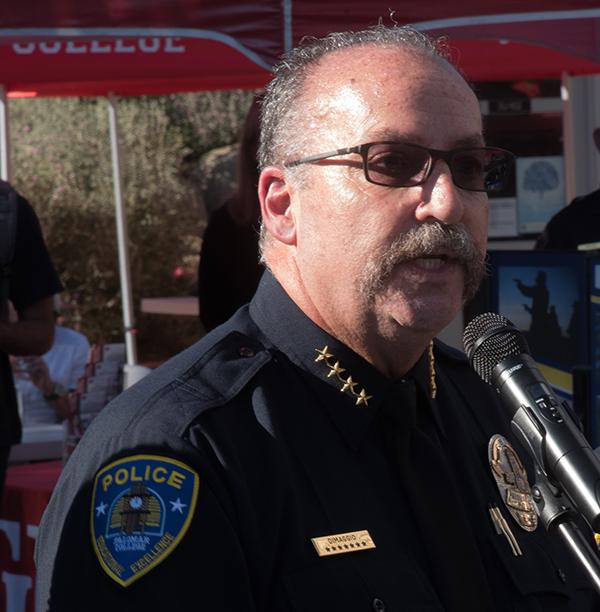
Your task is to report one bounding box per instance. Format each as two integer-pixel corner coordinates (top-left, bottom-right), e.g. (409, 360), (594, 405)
(463, 312), (600, 532)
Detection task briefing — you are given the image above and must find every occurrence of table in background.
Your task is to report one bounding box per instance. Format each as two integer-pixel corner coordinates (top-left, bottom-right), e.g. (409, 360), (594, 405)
(0, 461), (62, 612)
(141, 296), (199, 316)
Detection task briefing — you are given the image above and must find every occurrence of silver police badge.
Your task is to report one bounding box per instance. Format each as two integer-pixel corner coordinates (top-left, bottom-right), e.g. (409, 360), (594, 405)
(488, 434), (538, 532)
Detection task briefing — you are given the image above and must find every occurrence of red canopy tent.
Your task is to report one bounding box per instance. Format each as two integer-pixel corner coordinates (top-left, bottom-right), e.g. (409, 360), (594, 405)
(1, 1), (599, 382)
(0, 2), (599, 97)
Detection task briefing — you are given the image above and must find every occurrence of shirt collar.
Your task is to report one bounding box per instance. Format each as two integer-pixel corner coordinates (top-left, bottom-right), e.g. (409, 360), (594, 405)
(249, 271), (445, 449)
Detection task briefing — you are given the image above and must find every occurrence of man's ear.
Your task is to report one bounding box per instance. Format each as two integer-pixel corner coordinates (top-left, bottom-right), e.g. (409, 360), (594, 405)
(258, 167), (296, 245)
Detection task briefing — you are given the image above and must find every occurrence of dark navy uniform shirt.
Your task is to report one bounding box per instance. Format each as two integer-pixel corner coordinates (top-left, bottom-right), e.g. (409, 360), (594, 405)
(36, 272), (599, 611)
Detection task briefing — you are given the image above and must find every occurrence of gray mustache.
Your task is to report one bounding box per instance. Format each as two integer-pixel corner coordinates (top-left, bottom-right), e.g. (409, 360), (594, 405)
(361, 222), (486, 301)
(385, 222), (479, 264)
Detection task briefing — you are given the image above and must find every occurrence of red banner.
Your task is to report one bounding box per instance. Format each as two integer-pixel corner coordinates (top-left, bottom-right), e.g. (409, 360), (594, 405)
(0, 462), (62, 612)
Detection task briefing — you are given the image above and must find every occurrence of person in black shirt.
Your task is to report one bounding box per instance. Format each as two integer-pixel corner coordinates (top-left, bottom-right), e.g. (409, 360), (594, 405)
(197, 95), (264, 331)
(0, 191), (62, 496)
(36, 26), (599, 611)
(535, 128), (600, 250)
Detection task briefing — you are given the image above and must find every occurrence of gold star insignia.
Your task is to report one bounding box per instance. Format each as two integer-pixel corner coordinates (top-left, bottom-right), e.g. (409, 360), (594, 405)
(314, 347), (372, 408)
(340, 376), (358, 393)
(355, 389), (373, 406)
(327, 362), (345, 378)
(315, 346), (333, 362)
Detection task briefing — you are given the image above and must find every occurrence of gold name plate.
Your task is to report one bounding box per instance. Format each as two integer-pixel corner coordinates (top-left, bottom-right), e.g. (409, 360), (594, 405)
(311, 530), (376, 557)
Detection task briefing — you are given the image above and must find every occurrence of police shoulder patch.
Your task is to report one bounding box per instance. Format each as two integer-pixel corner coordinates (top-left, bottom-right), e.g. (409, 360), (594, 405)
(90, 454), (199, 586)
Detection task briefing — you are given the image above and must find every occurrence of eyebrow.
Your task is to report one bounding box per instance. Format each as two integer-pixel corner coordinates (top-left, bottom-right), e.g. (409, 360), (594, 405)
(365, 130), (485, 148)
(453, 135), (486, 148)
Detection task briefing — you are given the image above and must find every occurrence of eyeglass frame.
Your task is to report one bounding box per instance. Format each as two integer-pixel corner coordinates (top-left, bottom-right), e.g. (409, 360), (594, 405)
(284, 140), (515, 193)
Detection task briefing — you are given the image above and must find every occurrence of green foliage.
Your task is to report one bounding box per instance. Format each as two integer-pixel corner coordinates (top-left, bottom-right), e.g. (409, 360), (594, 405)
(10, 92), (252, 361)
(168, 90), (254, 159)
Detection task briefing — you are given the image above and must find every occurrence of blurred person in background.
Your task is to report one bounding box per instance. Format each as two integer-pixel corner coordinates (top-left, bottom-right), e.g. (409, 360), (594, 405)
(535, 128), (600, 250)
(11, 295), (90, 425)
(0, 183), (62, 498)
(197, 95), (264, 331)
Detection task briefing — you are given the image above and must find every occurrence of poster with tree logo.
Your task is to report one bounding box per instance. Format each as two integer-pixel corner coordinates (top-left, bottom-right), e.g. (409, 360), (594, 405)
(516, 156), (565, 234)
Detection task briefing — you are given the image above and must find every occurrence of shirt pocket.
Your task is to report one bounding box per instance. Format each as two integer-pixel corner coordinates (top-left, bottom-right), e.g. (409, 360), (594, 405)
(488, 531), (594, 611)
(283, 554), (444, 612)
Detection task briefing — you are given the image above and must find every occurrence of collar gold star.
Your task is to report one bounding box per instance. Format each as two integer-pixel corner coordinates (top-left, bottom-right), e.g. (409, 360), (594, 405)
(340, 376), (358, 394)
(356, 389), (373, 406)
(327, 362), (346, 378)
(315, 346), (334, 362)
(314, 345), (372, 407)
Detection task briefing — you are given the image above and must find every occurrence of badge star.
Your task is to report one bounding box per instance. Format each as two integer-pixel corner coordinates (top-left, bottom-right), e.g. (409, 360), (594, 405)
(340, 376), (358, 394)
(315, 346), (333, 362)
(170, 498), (187, 514)
(327, 361), (345, 378)
(355, 389), (373, 406)
(96, 502), (108, 516)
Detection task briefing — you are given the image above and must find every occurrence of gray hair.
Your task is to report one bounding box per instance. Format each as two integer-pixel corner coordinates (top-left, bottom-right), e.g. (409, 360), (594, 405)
(258, 25), (451, 170)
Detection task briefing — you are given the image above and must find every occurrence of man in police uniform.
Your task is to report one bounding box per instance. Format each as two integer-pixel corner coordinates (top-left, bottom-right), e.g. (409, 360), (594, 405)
(36, 26), (599, 611)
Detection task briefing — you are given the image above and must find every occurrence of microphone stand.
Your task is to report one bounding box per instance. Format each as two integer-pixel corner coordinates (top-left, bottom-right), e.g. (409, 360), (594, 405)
(532, 465), (600, 593)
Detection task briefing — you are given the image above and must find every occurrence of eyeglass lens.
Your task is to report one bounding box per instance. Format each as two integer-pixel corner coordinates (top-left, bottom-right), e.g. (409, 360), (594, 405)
(365, 143), (511, 192)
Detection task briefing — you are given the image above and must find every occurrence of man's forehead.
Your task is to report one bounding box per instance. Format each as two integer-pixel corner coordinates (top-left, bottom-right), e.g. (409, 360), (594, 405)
(300, 45), (482, 147)
(310, 43), (462, 88)
(306, 45), (475, 109)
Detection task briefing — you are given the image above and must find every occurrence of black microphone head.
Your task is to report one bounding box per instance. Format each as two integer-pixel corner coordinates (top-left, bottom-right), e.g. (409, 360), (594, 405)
(463, 312), (530, 384)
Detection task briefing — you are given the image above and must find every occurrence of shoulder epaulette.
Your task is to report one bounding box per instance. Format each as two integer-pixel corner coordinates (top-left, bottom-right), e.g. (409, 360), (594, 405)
(175, 331), (271, 406)
(102, 329), (272, 435)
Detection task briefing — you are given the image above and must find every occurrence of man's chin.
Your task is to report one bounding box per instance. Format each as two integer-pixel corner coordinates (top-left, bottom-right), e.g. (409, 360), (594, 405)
(376, 292), (463, 336)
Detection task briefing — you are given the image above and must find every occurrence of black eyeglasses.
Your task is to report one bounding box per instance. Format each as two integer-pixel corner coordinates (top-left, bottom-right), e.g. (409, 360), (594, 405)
(285, 141), (515, 194)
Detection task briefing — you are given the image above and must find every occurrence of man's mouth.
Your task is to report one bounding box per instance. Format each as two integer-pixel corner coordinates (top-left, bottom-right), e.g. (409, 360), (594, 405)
(411, 255), (451, 271)
(359, 222), (486, 302)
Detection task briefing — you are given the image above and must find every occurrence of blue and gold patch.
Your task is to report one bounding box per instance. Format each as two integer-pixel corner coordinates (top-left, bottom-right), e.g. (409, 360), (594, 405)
(90, 454), (199, 586)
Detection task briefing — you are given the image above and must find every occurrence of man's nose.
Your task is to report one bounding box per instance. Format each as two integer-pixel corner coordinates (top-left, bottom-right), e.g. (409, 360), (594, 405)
(413, 161), (465, 225)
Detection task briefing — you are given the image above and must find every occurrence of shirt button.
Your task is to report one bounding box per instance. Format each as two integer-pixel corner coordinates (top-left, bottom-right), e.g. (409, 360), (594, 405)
(238, 346), (255, 358)
(372, 598), (385, 611)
